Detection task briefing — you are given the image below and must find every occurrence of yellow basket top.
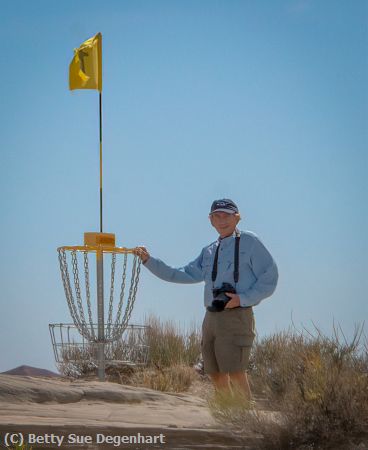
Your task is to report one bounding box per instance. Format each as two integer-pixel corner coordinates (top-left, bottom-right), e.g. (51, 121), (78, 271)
(57, 232), (137, 254)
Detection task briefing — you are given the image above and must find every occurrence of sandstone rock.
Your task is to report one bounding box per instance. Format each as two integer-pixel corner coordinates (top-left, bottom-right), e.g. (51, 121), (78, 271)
(0, 374), (252, 449)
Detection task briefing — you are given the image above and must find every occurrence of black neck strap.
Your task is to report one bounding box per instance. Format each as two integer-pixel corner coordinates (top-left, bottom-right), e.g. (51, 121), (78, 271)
(211, 230), (241, 284)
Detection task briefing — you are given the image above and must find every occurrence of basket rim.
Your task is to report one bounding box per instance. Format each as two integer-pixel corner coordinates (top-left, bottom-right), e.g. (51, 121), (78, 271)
(57, 245), (137, 254)
(49, 323), (150, 329)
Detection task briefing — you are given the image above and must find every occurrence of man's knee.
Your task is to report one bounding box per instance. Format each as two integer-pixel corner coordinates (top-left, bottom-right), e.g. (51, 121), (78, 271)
(210, 372), (230, 388)
(210, 372), (228, 381)
(229, 371), (248, 380)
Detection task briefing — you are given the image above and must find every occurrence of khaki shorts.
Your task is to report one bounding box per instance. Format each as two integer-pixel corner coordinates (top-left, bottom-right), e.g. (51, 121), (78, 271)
(201, 307), (255, 374)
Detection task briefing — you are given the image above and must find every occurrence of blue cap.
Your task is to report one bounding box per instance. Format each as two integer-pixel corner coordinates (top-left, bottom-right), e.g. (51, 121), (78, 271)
(210, 199), (239, 215)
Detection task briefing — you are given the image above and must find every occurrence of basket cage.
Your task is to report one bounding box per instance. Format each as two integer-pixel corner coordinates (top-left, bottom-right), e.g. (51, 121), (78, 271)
(49, 323), (150, 367)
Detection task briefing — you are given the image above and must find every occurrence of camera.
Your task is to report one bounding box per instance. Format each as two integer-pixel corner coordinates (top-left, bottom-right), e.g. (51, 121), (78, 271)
(208, 282), (236, 312)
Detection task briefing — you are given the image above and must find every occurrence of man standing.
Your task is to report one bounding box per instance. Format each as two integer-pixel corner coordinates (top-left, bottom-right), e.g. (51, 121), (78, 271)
(135, 199), (278, 401)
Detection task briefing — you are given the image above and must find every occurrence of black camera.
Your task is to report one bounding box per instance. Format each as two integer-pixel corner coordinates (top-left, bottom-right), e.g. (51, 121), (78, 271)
(208, 282), (236, 312)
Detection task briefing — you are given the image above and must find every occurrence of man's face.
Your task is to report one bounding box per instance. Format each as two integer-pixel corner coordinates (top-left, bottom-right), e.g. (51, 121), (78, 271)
(209, 212), (240, 238)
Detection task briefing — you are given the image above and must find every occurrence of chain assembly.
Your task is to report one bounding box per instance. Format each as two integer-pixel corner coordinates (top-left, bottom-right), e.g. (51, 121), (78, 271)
(57, 237), (142, 345)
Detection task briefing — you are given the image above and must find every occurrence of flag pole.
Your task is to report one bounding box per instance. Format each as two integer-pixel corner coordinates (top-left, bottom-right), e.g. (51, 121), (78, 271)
(97, 89), (105, 381)
(99, 91), (103, 233)
(68, 32), (105, 381)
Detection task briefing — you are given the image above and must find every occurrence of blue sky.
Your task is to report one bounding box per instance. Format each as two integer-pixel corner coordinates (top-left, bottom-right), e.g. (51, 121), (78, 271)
(0, 0), (367, 372)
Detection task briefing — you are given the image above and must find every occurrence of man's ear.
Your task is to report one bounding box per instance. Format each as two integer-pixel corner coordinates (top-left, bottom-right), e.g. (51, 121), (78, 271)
(235, 213), (241, 224)
(209, 214), (214, 226)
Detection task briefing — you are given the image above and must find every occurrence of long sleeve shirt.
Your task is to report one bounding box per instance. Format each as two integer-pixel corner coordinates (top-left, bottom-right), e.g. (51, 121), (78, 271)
(143, 230), (279, 308)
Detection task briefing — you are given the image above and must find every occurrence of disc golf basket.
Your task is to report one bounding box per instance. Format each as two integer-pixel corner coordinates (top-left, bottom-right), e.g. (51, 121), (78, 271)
(54, 35), (151, 381)
(50, 232), (149, 381)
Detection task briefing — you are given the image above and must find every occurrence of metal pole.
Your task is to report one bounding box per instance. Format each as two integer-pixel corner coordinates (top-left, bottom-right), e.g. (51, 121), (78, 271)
(98, 43), (104, 379)
(96, 250), (105, 381)
(99, 92), (103, 233)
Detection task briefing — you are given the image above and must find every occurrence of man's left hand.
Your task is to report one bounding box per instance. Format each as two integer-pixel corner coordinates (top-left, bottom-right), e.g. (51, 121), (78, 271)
(224, 292), (241, 309)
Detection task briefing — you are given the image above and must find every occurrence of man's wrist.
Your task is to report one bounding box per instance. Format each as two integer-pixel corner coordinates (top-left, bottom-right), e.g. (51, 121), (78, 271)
(238, 293), (248, 308)
(143, 256), (152, 267)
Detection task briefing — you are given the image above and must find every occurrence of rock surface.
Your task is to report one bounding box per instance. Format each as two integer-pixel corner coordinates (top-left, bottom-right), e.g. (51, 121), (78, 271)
(0, 374), (256, 449)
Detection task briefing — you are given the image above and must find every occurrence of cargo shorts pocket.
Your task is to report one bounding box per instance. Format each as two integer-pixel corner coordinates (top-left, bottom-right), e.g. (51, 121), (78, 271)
(233, 334), (254, 367)
(233, 334), (254, 348)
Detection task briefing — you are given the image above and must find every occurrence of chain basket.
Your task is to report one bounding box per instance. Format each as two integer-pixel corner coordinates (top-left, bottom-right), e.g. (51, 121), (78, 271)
(58, 247), (140, 343)
(55, 232), (144, 379)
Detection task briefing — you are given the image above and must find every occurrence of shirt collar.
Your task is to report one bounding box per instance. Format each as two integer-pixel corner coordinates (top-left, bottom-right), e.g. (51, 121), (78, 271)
(218, 228), (239, 242)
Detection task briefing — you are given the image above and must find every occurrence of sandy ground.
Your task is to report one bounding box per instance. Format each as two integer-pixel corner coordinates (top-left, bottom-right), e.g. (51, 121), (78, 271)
(0, 374), (262, 450)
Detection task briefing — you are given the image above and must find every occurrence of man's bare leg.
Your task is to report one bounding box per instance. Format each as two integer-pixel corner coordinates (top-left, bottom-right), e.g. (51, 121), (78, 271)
(229, 371), (251, 400)
(209, 372), (231, 394)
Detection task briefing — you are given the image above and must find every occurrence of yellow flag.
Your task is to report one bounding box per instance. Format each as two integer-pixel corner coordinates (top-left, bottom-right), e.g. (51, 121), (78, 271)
(69, 33), (102, 91)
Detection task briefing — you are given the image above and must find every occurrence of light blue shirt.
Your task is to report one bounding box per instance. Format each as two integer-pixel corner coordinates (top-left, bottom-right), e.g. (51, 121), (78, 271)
(143, 230), (278, 308)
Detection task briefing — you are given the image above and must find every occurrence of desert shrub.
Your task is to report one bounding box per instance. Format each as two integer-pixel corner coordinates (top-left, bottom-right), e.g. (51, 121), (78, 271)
(211, 323), (368, 449)
(145, 315), (201, 368)
(58, 315), (202, 394)
(58, 344), (97, 377)
(132, 364), (197, 392)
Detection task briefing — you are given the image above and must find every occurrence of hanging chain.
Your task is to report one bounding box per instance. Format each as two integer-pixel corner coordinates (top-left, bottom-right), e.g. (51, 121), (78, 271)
(58, 249), (80, 328)
(83, 251), (96, 340)
(106, 253), (116, 340)
(114, 253), (128, 328)
(58, 249), (90, 339)
(112, 255), (141, 341)
(59, 248), (141, 344)
(71, 251), (92, 340)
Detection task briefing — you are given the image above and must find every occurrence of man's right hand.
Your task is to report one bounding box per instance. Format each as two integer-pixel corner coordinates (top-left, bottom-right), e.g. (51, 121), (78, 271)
(134, 246), (150, 263)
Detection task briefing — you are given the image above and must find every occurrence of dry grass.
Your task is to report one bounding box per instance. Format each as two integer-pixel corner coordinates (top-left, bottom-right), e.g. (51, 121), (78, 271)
(58, 314), (368, 448)
(131, 364), (197, 392)
(144, 314), (201, 368)
(59, 314), (202, 393)
(211, 322), (368, 450)
(58, 345), (98, 378)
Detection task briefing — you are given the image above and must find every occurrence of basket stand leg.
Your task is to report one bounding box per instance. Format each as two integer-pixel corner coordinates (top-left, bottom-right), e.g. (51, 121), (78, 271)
(96, 250), (105, 381)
